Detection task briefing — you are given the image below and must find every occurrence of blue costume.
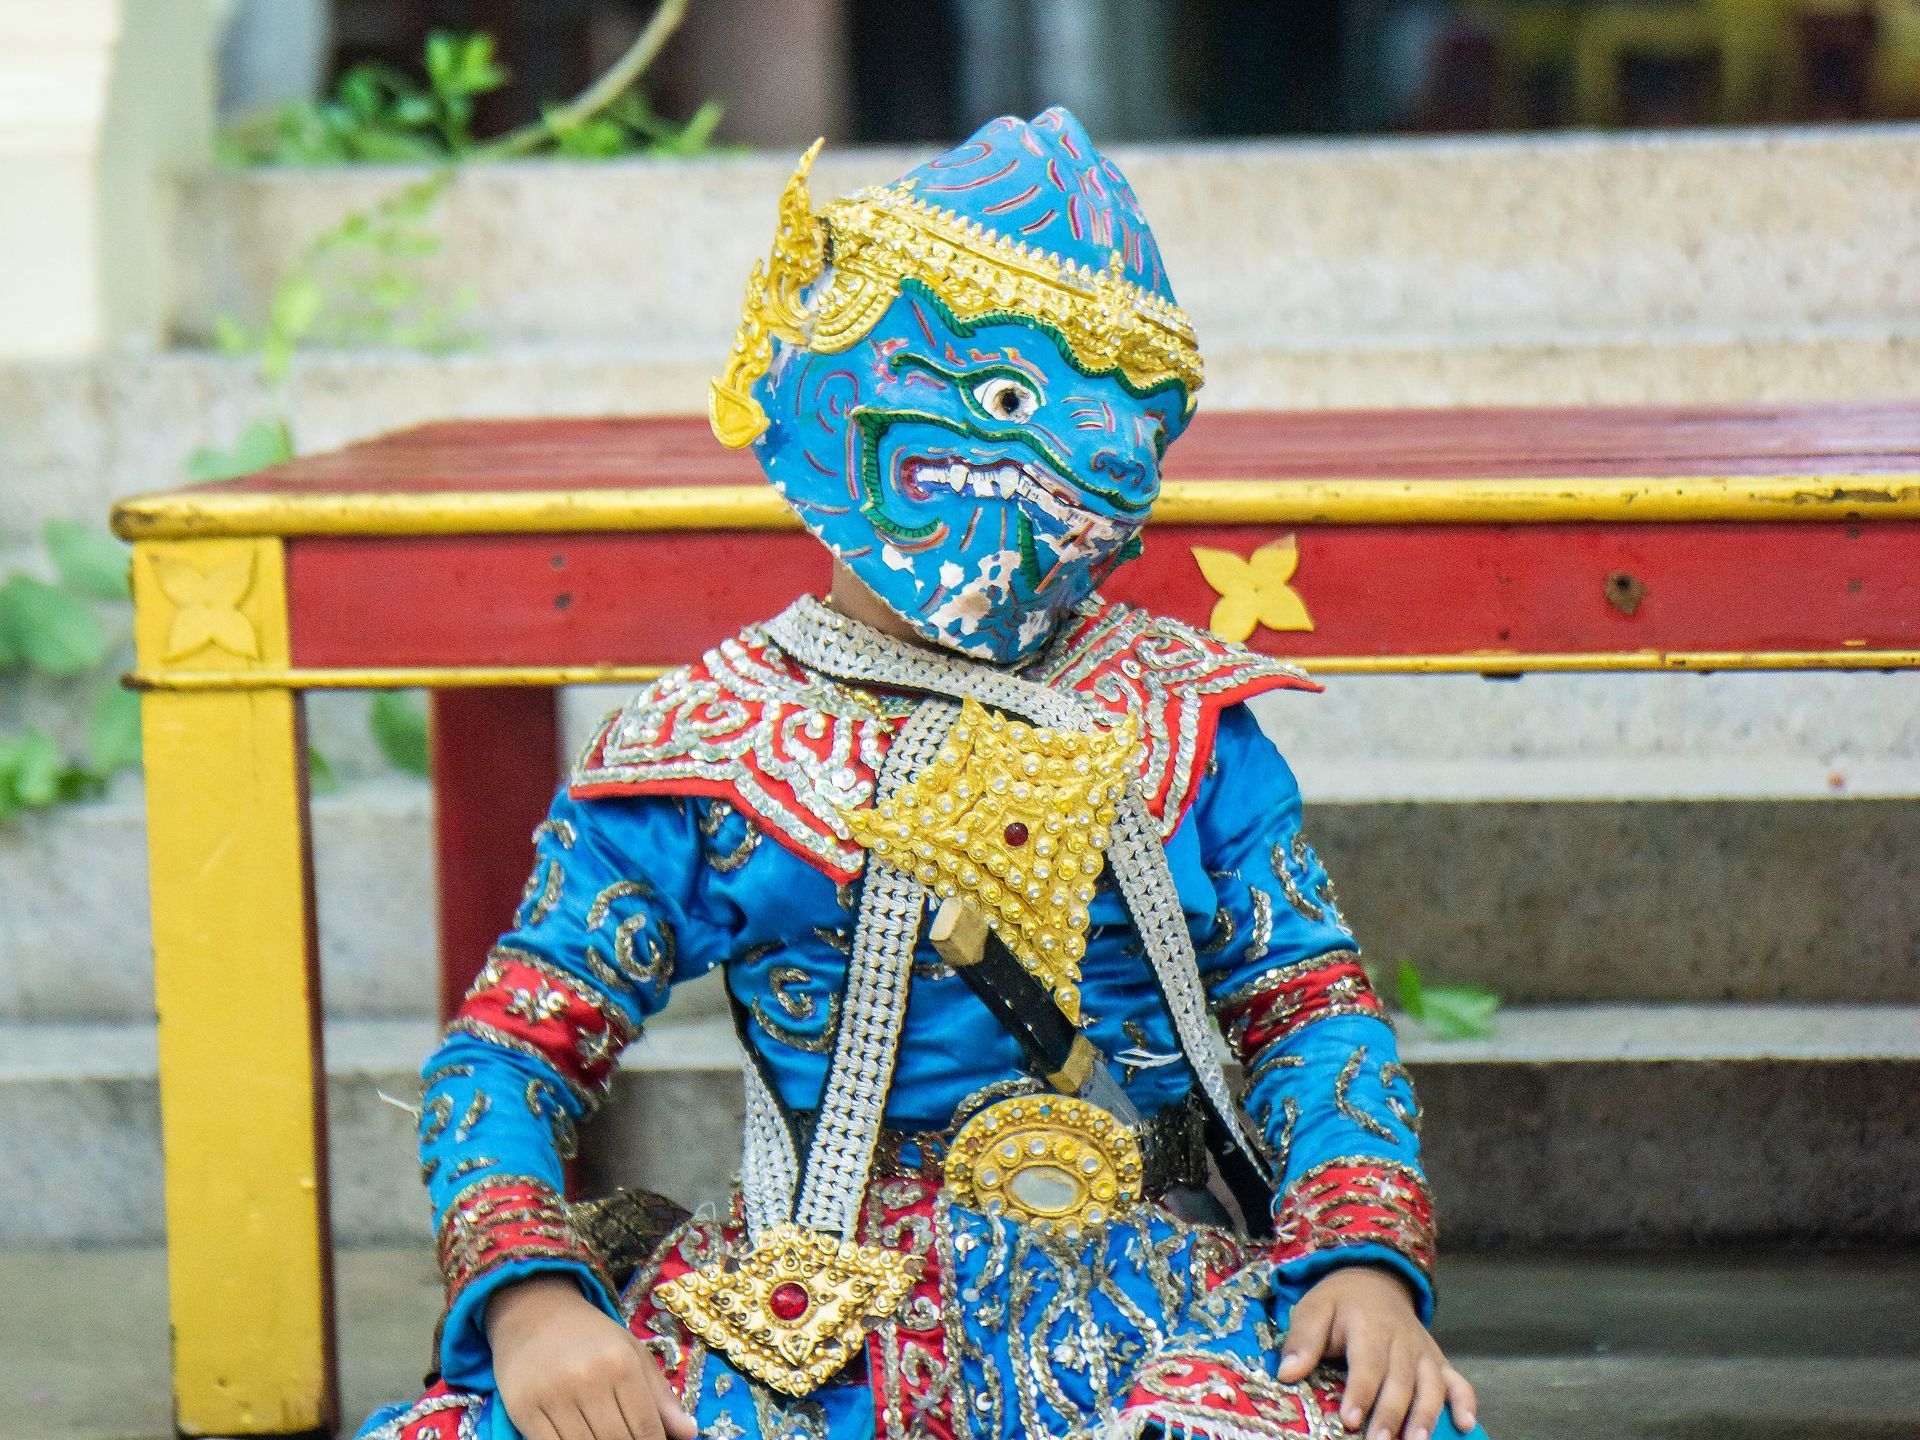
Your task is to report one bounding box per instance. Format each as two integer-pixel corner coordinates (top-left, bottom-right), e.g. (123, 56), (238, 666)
(363, 110), (1482, 1440)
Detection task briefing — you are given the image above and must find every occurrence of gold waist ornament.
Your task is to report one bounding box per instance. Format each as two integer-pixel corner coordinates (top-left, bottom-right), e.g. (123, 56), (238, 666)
(708, 141), (1205, 450)
(943, 1093), (1145, 1236)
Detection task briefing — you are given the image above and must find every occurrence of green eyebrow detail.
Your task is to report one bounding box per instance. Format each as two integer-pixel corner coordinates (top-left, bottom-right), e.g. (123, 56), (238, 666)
(889, 353), (1042, 426)
(896, 278), (1193, 412)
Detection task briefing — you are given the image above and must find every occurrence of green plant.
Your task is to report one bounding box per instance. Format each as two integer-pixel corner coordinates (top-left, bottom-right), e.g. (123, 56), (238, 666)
(187, 416), (296, 484)
(1393, 959), (1501, 1040)
(370, 691), (432, 778)
(207, 172), (472, 395)
(193, 3), (705, 784)
(0, 522), (142, 822)
(543, 92), (725, 159)
(220, 4), (710, 168)
(219, 32), (506, 165)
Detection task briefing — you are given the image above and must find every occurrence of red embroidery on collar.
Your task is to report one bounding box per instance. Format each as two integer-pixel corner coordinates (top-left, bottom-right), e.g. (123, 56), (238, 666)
(571, 601), (1317, 881)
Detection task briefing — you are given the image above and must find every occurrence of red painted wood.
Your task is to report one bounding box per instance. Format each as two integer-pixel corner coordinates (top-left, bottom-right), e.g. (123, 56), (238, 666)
(431, 688), (562, 1017)
(288, 532), (830, 668)
(288, 521), (1920, 668)
(196, 403), (1920, 500)
(1112, 522), (1920, 657)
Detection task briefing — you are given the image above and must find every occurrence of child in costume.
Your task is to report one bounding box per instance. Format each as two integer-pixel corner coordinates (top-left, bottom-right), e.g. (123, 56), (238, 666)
(362, 109), (1485, 1440)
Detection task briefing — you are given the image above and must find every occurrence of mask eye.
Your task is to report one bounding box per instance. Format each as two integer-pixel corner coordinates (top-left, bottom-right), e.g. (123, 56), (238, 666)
(972, 376), (1039, 424)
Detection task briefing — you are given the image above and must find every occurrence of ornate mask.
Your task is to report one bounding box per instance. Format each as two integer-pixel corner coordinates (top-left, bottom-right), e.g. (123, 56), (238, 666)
(710, 108), (1203, 664)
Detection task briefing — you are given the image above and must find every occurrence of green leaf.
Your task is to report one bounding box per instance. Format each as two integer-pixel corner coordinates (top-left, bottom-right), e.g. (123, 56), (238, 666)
(268, 274), (325, 346)
(391, 93), (440, 129)
(55, 765), (106, 804)
(186, 417), (295, 482)
(45, 520), (130, 600)
(348, 128), (444, 164)
(548, 112), (629, 159)
(9, 729), (62, 807)
(1395, 958), (1499, 1038)
(678, 98), (725, 151)
(87, 682), (143, 775)
(1393, 958), (1426, 1020)
(0, 575), (107, 675)
(307, 745), (343, 796)
(212, 314), (252, 355)
(454, 34), (509, 95)
(369, 690), (431, 777)
(337, 65), (391, 123)
(1415, 985), (1502, 1040)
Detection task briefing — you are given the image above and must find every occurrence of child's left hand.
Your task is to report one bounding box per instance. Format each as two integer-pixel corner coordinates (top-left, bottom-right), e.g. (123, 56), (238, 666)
(1276, 1265), (1478, 1440)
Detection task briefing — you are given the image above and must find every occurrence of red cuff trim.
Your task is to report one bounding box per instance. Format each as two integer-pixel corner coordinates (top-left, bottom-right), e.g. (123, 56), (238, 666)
(1216, 952), (1384, 1060)
(452, 953), (632, 1095)
(1121, 1353), (1345, 1438)
(435, 1174), (609, 1309)
(1269, 1158), (1436, 1278)
(359, 1384), (484, 1440)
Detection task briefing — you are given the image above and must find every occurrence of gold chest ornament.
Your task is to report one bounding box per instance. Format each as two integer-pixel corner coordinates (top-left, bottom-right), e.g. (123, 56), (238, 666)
(843, 696), (1138, 1022)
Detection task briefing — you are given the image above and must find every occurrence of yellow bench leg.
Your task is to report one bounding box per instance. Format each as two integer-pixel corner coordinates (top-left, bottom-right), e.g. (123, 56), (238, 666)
(135, 538), (338, 1436)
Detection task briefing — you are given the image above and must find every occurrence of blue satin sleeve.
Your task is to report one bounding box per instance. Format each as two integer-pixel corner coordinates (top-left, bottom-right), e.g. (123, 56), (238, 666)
(418, 786), (738, 1389)
(1189, 704), (1435, 1319)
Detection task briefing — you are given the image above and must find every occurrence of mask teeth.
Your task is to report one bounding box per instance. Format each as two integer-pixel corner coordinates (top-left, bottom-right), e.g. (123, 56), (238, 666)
(911, 455), (1122, 530)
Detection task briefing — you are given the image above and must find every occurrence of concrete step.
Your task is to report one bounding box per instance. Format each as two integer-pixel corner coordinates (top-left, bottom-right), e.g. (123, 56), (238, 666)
(171, 129), (1920, 354)
(5, 1005), (1917, 1249)
(6, 773), (1919, 1024)
(3, 1243), (1916, 1440)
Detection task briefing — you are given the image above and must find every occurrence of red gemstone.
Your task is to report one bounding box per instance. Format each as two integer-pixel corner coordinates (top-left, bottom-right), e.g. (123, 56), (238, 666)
(769, 1281), (810, 1321)
(1003, 821), (1030, 847)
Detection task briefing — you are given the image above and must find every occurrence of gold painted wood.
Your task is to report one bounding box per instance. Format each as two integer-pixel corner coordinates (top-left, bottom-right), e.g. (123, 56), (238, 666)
(1304, 649), (1920, 674)
(120, 649), (1920, 693)
(1191, 535), (1314, 641)
(134, 537), (337, 1436)
(111, 472), (1920, 541)
(128, 663), (674, 692)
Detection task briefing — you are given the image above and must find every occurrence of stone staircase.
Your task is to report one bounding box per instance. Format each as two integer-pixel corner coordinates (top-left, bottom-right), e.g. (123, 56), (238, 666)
(4, 127), (1920, 1267)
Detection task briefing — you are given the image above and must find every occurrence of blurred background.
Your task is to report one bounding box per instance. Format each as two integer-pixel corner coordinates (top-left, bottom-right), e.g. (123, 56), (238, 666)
(232, 0), (1920, 145)
(5, 3), (1920, 1438)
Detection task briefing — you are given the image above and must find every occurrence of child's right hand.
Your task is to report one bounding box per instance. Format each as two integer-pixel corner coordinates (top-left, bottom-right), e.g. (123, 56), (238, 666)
(486, 1274), (698, 1440)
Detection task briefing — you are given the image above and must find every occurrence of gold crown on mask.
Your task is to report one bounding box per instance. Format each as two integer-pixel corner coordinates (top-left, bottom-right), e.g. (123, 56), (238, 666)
(708, 140), (1206, 450)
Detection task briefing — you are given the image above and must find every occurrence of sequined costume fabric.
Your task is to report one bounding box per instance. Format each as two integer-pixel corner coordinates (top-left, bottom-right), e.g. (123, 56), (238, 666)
(362, 100), (1486, 1440)
(359, 599), (1484, 1440)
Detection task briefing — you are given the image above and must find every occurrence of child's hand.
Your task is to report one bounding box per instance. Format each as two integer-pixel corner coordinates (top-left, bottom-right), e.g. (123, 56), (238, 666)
(1276, 1265), (1478, 1440)
(486, 1275), (697, 1440)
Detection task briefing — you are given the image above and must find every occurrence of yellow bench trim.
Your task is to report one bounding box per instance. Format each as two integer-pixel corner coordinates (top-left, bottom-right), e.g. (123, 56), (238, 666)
(113, 473), (1920, 540)
(121, 649), (1920, 693)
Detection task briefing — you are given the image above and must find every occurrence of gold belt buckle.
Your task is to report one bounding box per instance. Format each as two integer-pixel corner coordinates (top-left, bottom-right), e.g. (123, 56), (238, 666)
(655, 1223), (922, 1397)
(943, 1094), (1144, 1237)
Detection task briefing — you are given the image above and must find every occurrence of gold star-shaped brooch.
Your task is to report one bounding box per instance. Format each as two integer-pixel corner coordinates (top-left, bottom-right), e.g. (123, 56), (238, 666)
(654, 1223), (922, 1397)
(843, 697), (1138, 1020)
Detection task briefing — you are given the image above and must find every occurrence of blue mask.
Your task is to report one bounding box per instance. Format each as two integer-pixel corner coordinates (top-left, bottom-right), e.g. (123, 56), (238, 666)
(714, 108), (1203, 664)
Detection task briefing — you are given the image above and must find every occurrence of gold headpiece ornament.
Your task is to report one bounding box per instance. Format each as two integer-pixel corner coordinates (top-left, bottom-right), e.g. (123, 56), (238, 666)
(708, 141), (1205, 449)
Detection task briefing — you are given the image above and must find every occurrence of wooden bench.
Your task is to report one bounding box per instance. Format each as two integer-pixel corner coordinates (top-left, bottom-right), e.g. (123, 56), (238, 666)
(112, 401), (1920, 1436)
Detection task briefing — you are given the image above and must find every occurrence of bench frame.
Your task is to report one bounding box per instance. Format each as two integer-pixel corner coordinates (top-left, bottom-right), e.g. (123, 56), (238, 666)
(113, 406), (1920, 1436)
